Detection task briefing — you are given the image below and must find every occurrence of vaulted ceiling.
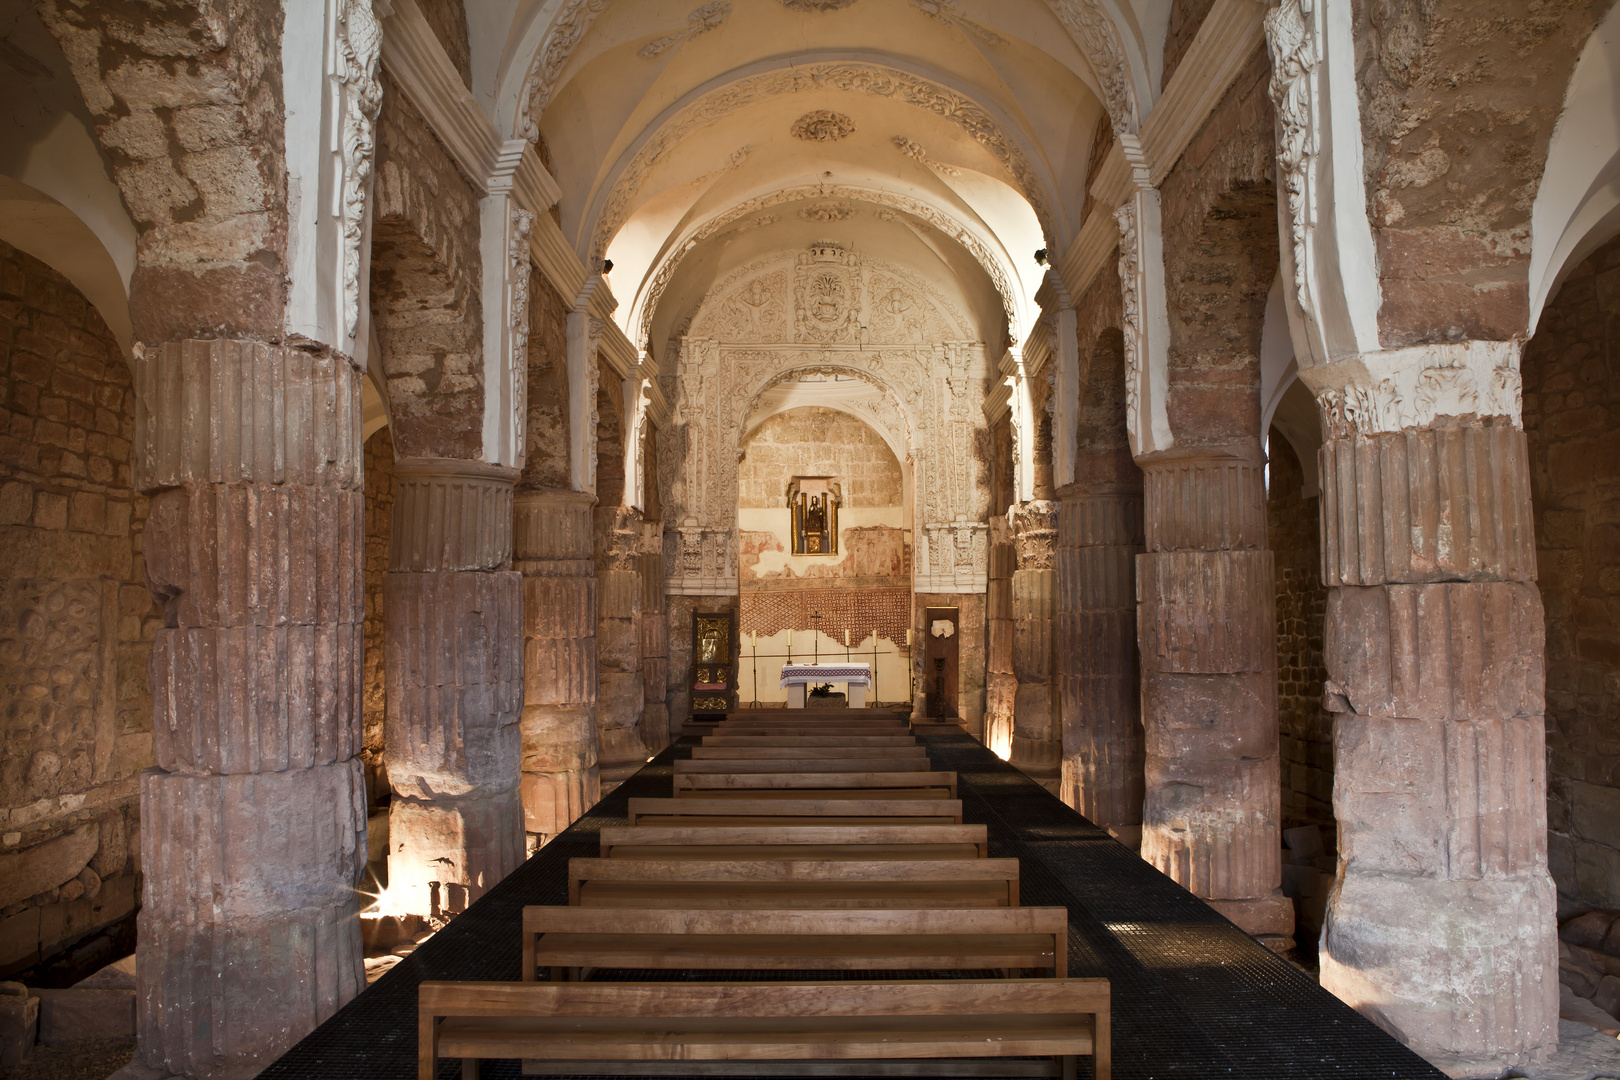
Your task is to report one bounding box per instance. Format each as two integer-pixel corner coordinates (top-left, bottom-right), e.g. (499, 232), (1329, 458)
(466, 0), (1174, 361)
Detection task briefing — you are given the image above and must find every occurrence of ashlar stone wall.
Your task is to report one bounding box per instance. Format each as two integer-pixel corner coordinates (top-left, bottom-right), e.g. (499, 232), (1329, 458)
(0, 239), (154, 975)
(1524, 232), (1620, 910)
(362, 427), (396, 806)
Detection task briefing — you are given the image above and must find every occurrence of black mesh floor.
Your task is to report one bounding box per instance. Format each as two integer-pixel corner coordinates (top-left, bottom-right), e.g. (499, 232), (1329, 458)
(257, 733), (1447, 1080)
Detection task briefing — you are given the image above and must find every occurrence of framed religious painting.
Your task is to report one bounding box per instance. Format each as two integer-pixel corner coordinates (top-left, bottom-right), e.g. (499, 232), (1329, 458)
(690, 610), (737, 717)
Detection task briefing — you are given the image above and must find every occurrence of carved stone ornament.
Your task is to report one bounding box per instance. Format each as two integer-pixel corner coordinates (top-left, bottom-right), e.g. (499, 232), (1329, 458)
(792, 110), (857, 142)
(1114, 201), (1143, 454)
(510, 207), (536, 456)
(798, 203), (854, 223)
(639, 1), (731, 58)
(335, 0), (384, 339)
(892, 136), (960, 176)
(1043, 0), (1137, 135)
(777, 0), (859, 9)
(520, 0), (610, 140)
(1312, 340), (1525, 438)
(1264, 0), (1318, 319)
(636, 184), (1019, 349)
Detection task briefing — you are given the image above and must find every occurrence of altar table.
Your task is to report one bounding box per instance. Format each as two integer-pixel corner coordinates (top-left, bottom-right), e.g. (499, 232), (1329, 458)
(779, 663), (872, 709)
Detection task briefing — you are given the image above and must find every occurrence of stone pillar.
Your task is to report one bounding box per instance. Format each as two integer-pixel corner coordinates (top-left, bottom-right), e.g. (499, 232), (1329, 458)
(383, 459), (524, 917)
(1316, 413), (1554, 1074)
(1137, 450), (1291, 947)
(514, 489), (600, 848)
(135, 340), (366, 1078)
(1008, 501), (1060, 792)
(983, 523), (1016, 757)
(1057, 485), (1145, 843)
(640, 521), (670, 754)
(596, 504), (647, 787)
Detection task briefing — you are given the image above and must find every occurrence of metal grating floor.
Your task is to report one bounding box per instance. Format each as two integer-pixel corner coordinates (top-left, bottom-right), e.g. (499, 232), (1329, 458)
(257, 733), (1447, 1080)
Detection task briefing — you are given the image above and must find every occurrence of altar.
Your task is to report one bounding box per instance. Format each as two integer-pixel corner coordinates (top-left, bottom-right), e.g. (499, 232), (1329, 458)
(779, 663), (872, 709)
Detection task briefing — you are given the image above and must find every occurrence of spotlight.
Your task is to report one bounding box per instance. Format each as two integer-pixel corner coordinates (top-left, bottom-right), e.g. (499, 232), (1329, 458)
(1033, 248), (1048, 266)
(601, 259), (614, 274)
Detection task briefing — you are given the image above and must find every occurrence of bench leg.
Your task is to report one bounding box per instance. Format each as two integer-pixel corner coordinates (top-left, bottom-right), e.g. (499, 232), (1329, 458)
(462, 1058), (479, 1080)
(1060, 1055), (1076, 1080)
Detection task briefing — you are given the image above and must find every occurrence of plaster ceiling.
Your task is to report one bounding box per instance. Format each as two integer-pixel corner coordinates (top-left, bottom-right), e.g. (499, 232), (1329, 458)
(473, 0), (1167, 360)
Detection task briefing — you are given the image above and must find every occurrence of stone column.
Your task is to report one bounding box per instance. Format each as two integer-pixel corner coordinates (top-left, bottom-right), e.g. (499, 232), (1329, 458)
(983, 523), (1016, 757)
(640, 521), (670, 754)
(135, 340), (366, 1078)
(383, 459), (524, 917)
(1137, 450), (1291, 947)
(1057, 484), (1145, 843)
(1316, 410), (1554, 1074)
(596, 504), (647, 787)
(1008, 501), (1060, 792)
(514, 489), (600, 848)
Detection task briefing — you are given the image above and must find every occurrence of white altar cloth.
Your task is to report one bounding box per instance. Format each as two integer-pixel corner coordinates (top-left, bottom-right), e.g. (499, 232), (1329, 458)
(779, 663), (872, 709)
(779, 663), (872, 688)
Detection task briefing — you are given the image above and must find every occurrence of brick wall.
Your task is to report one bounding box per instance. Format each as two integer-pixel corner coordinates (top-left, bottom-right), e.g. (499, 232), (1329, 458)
(0, 239), (154, 975)
(1266, 431), (1334, 833)
(362, 427), (396, 805)
(1523, 232), (1620, 909)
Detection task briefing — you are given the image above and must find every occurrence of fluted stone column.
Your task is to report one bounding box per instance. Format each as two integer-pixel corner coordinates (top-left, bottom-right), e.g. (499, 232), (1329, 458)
(514, 490), (600, 846)
(1008, 501), (1060, 791)
(596, 504), (647, 788)
(640, 522), (670, 754)
(1137, 450), (1291, 946)
(383, 459), (524, 916)
(1057, 485), (1145, 843)
(135, 340), (366, 1078)
(1316, 413), (1554, 1074)
(983, 522), (1016, 757)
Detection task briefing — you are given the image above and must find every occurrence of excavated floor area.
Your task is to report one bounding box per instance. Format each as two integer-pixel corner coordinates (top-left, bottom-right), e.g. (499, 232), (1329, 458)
(257, 731), (1447, 1080)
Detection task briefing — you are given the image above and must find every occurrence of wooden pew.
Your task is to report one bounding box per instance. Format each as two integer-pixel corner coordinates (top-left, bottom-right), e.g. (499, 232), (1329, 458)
(690, 744), (928, 759)
(419, 978), (1110, 1080)
(673, 771), (957, 798)
(521, 906), (1068, 981)
(627, 797), (965, 827)
(675, 757), (934, 774)
(599, 824), (989, 861)
(698, 735), (921, 748)
(568, 857), (1020, 908)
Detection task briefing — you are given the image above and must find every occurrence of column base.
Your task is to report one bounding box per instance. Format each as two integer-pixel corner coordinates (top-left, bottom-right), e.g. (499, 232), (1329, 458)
(1205, 888), (1295, 952)
(387, 789), (525, 916)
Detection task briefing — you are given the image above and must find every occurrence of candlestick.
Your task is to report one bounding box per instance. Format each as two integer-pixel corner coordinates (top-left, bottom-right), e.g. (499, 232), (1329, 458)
(844, 629), (850, 647)
(906, 629), (912, 646)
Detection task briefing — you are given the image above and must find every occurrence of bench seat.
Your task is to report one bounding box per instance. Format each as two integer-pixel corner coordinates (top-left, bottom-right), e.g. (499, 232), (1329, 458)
(420, 979), (1108, 1080)
(600, 825), (989, 861)
(569, 858), (1020, 908)
(673, 772), (957, 797)
(626, 797), (965, 827)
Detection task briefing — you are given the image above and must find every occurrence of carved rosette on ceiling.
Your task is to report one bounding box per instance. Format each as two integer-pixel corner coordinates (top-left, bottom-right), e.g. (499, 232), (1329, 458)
(777, 0), (859, 10)
(639, 1), (732, 59)
(791, 110), (857, 142)
(798, 203), (855, 223)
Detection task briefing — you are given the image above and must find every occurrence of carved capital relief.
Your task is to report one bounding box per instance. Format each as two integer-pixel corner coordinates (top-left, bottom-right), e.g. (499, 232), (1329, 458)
(1114, 189), (1171, 458)
(1306, 340), (1524, 439)
(1010, 500), (1061, 570)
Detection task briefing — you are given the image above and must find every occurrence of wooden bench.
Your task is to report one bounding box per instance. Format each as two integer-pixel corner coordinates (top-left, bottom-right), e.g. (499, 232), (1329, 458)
(419, 978), (1109, 1080)
(627, 797), (965, 827)
(521, 906), (1068, 981)
(699, 735), (921, 748)
(568, 857), (1020, 908)
(689, 721), (911, 734)
(675, 757), (935, 775)
(691, 744), (927, 759)
(673, 771), (957, 798)
(599, 824), (989, 861)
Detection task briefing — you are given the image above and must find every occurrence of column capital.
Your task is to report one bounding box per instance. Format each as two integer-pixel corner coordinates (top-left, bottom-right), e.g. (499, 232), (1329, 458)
(390, 457), (520, 573)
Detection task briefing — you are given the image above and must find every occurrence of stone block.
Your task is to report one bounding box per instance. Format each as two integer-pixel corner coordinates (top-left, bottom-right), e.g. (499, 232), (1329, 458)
(1206, 889), (1295, 938)
(1334, 714), (1547, 879)
(1141, 669), (1277, 760)
(1324, 582), (1545, 721)
(1593, 975), (1620, 1019)
(1321, 871), (1557, 1076)
(0, 909), (41, 970)
(0, 983), (38, 1067)
(0, 824), (97, 909)
(388, 459), (516, 572)
(520, 765), (598, 839)
(387, 790), (524, 915)
(141, 762), (366, 923)
(1319, 423), (1535, 587)
(1142, 756), (1280, 901)
(1560, 985), (1620, 1036)
(1141, 454), (1266, 553)
(1561, 910), (1616, 949)
(1138, 550), (1275, 674)
(36, 987), (135, 1045)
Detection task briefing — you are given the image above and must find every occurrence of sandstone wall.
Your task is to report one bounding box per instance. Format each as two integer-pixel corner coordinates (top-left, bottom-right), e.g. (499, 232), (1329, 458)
(370, 71), (484, 460)
(522, 270), (571, 492)
(417, 0), (471, 87)
(1162, 0), (1218, 90)
(1524, 233), (1620, 910)
(362, 428), (396, 805)
(1265, 432), (1334, 833)
(0, 240), (153, 976)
